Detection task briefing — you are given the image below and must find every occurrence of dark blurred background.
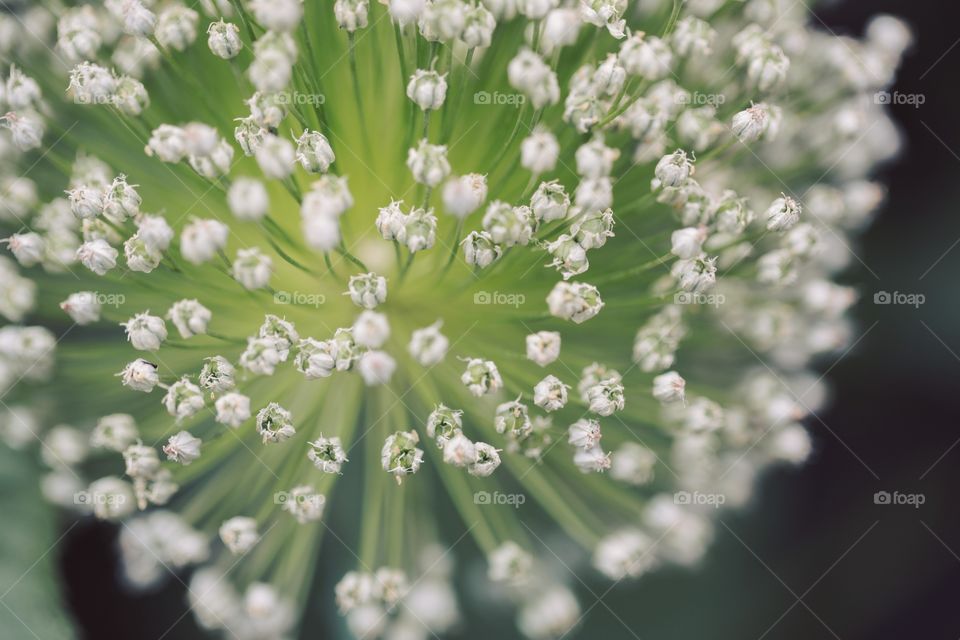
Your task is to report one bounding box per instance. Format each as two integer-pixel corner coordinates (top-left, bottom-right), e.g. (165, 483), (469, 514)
(59, 1), (960, 638)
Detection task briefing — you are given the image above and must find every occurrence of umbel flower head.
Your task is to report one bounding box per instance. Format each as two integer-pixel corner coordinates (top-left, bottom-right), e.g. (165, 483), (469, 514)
(0, 1), (907, 638)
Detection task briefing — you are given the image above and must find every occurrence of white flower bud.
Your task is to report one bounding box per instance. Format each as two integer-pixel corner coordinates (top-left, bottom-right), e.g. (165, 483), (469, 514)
(68, 62), (117, 106)
(495, 399), (531, 437)
(619, 32), (672, 78)
(381, 430), (423, 482)
(92, 414), (139, 452)
(113, 75), (150, 117)
(610, 442), (656, 485)
(163, 430), (202, 465)
(207, 20), (242, 59)
(335, 0), (369, 31)
(302, 213), (341, 252)
(526, 331), (561, 367)
(76, 239), (118, 275)
(296, 130), (336, 173)
(87, 477), (135, 520)
(461, 230), (501, 268)
(110, 0), (157, 36)
(530, 180), (569, 223)
(547, 281), (604, 324)
(574, 177), (613, 210)
(542, 9), (580, 52)
(389, 0), (426, 24)
(180, 218), (228, 264)
(462, 3), (495, 48)
(3, 232), (44, 267)
(375, 200), (404, 240)
(765, 195), (802, 231)
(250, 0), (303, 31)
(488, 542), (532, 584)
(517, 585), (581, 639)
(672, 254), (717, 292)
(407, 69), (448, 111)
(257, 402), (295, 443)
(302, 175), (354, 217)
(102, 175), (141, 220)
(571, 208), (615, 249)
(146, 124), (187, 163)
(534, 375), (569, 412)
(462, 358), (502, 397)
(586, 378), (624, 416)
(200, 355), (235, 391)
(308, 435), (349, 473)
(232, 247), (273, 290)
(655, 150), (694, 187)
(409, 320), (449, 366)
(183, 124), (219, 157)
(594, 529), (656, 580)
(215, 392), (251, 427)
(482, 201), (535, 247)
(442, 173), (487, 218)
(672, 16), (715, 57)
(120, 358), (159, 392)
(167, 299), (212, 339)
(521, 127), (560, 174)
(156, 5), (200, 51)
(342, 272), (385, 310)
(163, 377), (205, 420)
(397, 207), (438, 252)
(121, 442), (160, 478)
(66, 185), (105, 220)
(443, 432), (477, 467)
(469, 442), (501, 476)
(573, 444), (612, 472)
(294, 338), (338, 379)
(255, 134), (296, 180)
(5, 66), (41, 110)
(419, 0), (465, 41)
(220, 516), (259, 554)
(508, 49), (559, 108)
(227, 178), (269, 221)
(652, 371), (685, 404)
(282, 485), (326, 523)
(575, 137), (620, 178)
(61, 291), (101, 325)
(358, 350), (397, 386)
(353, 310), (390, 348)
(240, 337), (288, 376)
(670, 225), (708, 259)
(545, 234), (589, 280)
(407, 139), (451, 187)
(124, 233), (162, 273)
(426, 404), (463, 446)
(732, 103), (771, 143)
(746, 45), (789, 92)
(567, 418), (601, 449)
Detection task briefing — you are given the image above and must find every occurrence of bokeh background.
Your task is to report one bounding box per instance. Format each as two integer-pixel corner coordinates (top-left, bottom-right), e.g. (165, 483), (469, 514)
(9, 0), (958, 638)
